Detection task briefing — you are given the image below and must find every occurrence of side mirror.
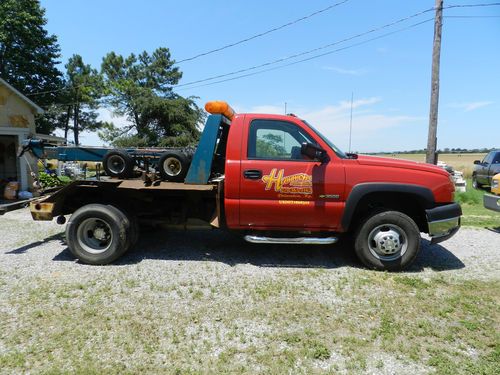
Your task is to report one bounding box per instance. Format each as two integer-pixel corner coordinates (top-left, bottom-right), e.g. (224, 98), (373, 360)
(473, 160), (481, 165)
(301, 142), (328, 163)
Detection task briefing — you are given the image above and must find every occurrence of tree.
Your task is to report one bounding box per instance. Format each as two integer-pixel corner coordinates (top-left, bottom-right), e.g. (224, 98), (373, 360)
(0, 0), (63, 133)
(61, 55), (105, 145)
(256, 134), (287, 157)
(100, 48), (203, 146)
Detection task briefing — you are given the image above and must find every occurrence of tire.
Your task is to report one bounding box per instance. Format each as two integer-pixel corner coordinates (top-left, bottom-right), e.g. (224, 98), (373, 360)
(472, 175), (482, 190)
(353, 210), (421, 271)
(103, 150), (135, 179)
(158, 151), (190, 182)
(126, 211), (140, 248)
(65, 204), (131, 265)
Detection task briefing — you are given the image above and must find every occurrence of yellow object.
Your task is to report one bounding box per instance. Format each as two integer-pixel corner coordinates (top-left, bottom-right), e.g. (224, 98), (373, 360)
(491, 173), (500, 195)
(205, 101), (235, 120)
(30, 201), (55, 221)
(9, 115), (29, 128)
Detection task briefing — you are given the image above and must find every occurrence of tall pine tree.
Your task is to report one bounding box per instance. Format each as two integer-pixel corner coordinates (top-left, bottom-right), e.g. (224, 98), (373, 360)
(100, 48), (203, 147)
(62, 54), (105, 145)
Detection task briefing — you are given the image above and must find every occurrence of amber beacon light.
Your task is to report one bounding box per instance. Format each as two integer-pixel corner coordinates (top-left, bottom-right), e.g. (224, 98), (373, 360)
(205, 101), (235, 120)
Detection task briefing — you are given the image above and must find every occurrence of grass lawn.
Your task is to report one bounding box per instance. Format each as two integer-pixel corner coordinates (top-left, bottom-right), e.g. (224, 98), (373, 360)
(455, 180), (500, 228)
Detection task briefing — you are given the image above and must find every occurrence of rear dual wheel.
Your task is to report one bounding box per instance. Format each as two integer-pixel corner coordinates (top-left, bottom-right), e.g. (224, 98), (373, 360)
(66, 204), (139, 265)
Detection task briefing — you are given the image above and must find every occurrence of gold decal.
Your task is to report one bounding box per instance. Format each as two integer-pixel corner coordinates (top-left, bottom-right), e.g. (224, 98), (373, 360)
(262, 168), (313, 195)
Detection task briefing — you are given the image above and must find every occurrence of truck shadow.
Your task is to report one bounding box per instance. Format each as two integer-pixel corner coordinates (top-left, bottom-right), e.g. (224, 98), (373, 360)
(7, 233), (64, 254)
(52, 229), (465, 272)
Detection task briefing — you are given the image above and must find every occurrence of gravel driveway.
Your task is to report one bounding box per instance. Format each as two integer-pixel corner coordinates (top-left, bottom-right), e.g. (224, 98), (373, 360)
(0, 208), (499, 374)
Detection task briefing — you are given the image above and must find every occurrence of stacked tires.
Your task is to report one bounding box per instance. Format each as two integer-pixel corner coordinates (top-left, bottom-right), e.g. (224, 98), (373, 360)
(102, 150), (190, 182)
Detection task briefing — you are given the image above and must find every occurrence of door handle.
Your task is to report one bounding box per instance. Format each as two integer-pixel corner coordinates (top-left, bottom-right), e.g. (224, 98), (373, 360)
(243, 169), (262, 179)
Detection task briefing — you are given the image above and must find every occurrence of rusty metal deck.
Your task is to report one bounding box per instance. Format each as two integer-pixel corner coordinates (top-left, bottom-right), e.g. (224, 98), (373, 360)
(116, 179), (216, 191)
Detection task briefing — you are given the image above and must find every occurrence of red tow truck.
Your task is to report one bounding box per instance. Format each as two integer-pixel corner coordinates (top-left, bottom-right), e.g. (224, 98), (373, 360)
(24, 101), (461, 271)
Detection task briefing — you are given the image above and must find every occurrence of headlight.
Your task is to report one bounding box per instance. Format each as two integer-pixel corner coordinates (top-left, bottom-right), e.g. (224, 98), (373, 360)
(493, 179), (499, 189)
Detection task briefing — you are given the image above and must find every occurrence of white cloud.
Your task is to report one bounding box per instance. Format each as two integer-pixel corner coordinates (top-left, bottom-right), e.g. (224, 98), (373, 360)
(242, 98), (421, 152)
(323, 66), (368, 76)
(54, 108), (132, 146)
(96, 107), (132, 128)
(449, 101), (493, 112)
(248, 104), (285, 114)
(62, 101), (420, 151)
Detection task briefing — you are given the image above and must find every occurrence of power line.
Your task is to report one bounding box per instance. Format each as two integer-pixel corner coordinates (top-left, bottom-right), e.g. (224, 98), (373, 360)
(175, 0), (352, 64)
(176, 18), (434, 92)
(175, 8), (435, 88)
(26, 86), (71, 96)
(445, 15), (500, 17)
(25, 2), (500, 97)
(446, 2), (500, 8)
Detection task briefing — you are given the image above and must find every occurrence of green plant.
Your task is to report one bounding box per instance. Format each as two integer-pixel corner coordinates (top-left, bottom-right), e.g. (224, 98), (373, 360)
(38, 171), (71, 188)
(455, 179), (485, 205)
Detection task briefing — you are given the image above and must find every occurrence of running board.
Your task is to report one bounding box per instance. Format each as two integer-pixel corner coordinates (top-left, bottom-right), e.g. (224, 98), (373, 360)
(244, 235), (338, 245)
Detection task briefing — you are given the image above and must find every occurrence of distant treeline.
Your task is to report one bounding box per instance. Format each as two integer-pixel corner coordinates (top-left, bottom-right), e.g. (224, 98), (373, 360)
(370, 148), (496, 155)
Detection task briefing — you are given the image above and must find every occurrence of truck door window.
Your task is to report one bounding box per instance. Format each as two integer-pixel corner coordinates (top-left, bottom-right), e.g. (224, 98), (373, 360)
(483, 153), (494, 164)
(248, 120), (316, 160)
(492, 152), (500, 164)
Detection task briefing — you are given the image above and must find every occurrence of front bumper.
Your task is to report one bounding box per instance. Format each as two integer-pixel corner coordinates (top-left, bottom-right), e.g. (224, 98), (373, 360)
(426, 203), (462, 245)
(484, 193), (500, 212)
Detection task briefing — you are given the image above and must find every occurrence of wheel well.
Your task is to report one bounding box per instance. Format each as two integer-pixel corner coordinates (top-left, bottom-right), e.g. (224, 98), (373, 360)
(348, 192), (428, 233)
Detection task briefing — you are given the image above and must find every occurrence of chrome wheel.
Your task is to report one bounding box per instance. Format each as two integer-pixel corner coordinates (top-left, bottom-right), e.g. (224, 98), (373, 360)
(163, 157), (182, 176)
(367, 224), (408, 261)
(107, 155), (126, 175)
(76, 218), (113, 254)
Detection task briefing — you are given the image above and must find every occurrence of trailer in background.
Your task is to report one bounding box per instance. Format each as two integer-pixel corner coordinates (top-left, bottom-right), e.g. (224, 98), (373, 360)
(18, 139), (195, 182)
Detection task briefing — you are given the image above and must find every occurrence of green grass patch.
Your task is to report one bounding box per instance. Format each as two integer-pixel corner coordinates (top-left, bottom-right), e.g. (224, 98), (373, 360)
(1, 255), (499, 373)
(455, 179), (500, 228)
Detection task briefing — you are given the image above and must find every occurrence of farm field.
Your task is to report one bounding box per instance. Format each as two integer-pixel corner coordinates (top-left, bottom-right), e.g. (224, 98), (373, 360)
(368, 153), (486, 178)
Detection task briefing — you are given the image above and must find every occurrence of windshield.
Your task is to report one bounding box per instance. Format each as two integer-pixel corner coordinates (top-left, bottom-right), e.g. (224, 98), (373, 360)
(302, 120), (347, 159)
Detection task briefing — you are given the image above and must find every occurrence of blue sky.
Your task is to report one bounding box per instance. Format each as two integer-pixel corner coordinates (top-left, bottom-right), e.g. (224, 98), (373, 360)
(40, 0), (500, 152)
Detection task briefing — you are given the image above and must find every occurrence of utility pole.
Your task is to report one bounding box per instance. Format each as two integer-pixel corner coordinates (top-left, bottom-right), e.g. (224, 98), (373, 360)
(348, 92), (354, 153)
(426, 0), (443, 164)
(284, 102), (287, 114)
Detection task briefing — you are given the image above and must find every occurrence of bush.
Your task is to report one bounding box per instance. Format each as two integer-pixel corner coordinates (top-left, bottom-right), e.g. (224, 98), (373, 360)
(38, 171), (71, 188)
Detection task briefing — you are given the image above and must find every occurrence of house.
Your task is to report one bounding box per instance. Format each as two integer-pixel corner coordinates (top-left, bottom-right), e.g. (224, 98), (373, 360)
(0, 77), (44, 192)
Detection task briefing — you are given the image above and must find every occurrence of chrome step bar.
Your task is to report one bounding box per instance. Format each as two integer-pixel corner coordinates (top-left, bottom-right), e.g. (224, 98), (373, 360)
(244, 235), (338, 245)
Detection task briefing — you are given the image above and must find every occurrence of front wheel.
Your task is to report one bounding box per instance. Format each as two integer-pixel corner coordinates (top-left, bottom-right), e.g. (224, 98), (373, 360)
(66, 204), (132, 265)
(472, 175), (483, 190)
(353, 210), (421, 271)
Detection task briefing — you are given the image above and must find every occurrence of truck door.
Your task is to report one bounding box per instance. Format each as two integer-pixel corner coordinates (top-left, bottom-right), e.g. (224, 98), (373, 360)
(238, 117), (345, 230)
(478, 152), (494, 184)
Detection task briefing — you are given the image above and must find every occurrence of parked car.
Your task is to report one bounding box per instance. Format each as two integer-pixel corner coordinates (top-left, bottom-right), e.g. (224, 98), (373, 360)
(472, 150), (500, 189)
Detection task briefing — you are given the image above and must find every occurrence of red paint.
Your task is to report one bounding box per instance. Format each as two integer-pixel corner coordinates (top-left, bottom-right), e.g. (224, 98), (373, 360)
(224, 113), (455, 231)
